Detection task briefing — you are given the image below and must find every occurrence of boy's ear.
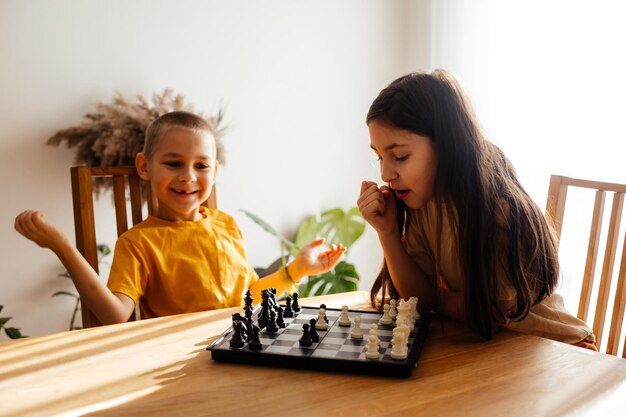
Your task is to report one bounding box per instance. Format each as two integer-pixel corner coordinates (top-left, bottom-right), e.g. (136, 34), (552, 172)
(135, 153), (150, 180)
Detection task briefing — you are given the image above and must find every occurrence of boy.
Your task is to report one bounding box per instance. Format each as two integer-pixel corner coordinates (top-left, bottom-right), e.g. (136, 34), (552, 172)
(15, 111), (345, 325)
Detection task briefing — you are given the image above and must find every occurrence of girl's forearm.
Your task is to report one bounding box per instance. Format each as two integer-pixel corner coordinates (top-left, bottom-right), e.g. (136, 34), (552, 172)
(377, 232), (437, 312)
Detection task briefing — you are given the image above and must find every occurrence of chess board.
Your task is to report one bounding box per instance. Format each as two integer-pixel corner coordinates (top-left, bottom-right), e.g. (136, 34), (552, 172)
(207, 306), (431, 377)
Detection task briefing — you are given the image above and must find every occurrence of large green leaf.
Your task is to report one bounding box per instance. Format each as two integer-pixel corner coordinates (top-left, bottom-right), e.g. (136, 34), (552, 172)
(294, 207), (366, 250)
(240, 210), (299, 254)
(0, 317), (10, 327)
(298, 260), (359, 297)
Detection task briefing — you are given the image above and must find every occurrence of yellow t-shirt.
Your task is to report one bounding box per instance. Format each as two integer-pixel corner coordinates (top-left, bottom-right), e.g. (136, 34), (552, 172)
(107, 206), (259, 318)
(404, 201), (595, 344)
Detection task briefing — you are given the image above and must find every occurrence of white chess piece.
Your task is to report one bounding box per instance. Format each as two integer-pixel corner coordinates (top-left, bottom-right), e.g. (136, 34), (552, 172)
(350, 316), (363, 340)
(409, 297), (419, 321)
(369, 324), (380, 348)
(365, 334), (380, 359)
(338, 305), (351, 327)
(390, 332), (408, 360)
(315, 308), (328, 330)
(389, 299), (398, 320)
(379, 304), (393, 325)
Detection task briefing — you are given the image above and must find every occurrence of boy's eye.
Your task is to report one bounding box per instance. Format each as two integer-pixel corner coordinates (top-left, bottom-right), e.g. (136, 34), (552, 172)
(195, 163), (211, 170)
(164, 161), (182, 167)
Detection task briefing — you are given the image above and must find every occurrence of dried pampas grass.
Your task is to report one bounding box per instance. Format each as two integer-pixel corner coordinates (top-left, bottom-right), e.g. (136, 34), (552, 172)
(47, 89), (225, 194)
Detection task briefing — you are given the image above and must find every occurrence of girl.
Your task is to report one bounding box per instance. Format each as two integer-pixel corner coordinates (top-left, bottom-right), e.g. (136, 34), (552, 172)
(358, 70), (596, 349)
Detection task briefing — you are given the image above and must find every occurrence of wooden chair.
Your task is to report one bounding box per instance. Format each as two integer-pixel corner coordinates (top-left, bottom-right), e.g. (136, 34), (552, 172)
(70, 166), (217, 328)
(545, 175), (626, 356)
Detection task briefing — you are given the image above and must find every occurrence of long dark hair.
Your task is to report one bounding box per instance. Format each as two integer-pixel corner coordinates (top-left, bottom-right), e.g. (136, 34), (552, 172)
(367, 70), (559, 339)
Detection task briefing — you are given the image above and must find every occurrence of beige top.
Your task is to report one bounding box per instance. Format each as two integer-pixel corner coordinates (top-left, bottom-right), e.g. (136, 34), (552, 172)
(404, 201), (595, 344)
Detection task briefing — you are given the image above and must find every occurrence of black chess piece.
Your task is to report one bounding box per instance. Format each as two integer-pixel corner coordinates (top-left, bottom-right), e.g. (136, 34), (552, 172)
(266, 310), (279, 333)
(244, 289), (254, 309)
(257, 291), (271, 328)
(283, 296), (294, 318)
(299, 323), (312, 347)
(245, 314), (255, 340)
(309, 318), (320, 342)
(276, 306), (286, 328)
(292, 292), (301, 312)
(268, 287), (277, 308)
(229, 321), (245, 348)
(319, 304), (329, 323)
(248, 325), (262, 351)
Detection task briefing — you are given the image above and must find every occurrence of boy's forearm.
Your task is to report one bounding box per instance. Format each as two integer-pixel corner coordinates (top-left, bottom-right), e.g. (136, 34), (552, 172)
(53, 243), (132, 324)
(249, 265), (295, 303)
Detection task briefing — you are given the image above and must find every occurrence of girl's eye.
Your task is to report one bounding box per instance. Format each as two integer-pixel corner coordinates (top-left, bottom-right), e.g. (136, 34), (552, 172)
(395, 155), (408, 162)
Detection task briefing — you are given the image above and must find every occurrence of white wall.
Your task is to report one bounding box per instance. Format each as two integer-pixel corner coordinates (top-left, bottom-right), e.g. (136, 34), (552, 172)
(1, 0), (420, 337)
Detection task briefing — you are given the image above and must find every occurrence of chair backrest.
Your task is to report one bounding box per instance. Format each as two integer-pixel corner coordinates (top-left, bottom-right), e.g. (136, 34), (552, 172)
(545, 175), (626, 356)
(70, 166), (217, 328)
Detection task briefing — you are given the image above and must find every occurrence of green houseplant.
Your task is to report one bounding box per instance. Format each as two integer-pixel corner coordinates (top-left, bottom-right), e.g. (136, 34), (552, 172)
(242, 207), (366, 297)
(0, 306), (26, 339)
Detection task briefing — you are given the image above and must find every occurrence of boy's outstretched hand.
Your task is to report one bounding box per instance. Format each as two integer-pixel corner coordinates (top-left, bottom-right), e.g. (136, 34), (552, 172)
(289, 238), (346, 283)
(14, 210), (71, 254)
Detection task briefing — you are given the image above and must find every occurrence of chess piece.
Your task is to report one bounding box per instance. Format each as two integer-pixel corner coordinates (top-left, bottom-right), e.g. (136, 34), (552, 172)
(283, 296), (294, 318)
(390, 332), (408, 360)
(365, 334), (381, 359)
(338, 305), (351, 327)
(266, 310), (279, 333)
(319, 304), (329, 323)
(379, 304), (393, 325)
(299, 323), (313, 347)
(276, 306), (286, 328)
(309, 318), (320, 342)
(257, 291), (271, 328)
(350, 316), (363, 340)
(244, 289), (253, 309)
(229, 321), (245, 348)
(389, 299), (398, 320)
(268, 287), (277, 308)
(248, 325), (262, 351)
(232, 313), (248, 342)
(292, 293), (301, 312)
(315, 308), (328, 330)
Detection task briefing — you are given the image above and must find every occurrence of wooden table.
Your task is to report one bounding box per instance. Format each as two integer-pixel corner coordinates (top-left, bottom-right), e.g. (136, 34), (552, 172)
(1, 291), (625, 416)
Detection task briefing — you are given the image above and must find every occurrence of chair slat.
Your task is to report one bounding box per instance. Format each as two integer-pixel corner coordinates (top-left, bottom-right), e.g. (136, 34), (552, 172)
(592, 192), (624, 346)
(128, 175), (143, 225)
(546, 175), (568, 245)
(608, 232), (626, 355)
(578, 190), (606, 321)
(112, 174), (129, 237)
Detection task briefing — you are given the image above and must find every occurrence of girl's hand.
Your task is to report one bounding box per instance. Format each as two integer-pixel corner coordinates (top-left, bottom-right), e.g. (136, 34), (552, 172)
(289, 238), (346, 282)
(357, 180), (398, 237)
(14, 210), (71, 253)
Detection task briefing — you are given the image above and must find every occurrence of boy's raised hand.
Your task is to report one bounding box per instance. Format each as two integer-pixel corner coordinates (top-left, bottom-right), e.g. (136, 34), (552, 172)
(357, 180), (398, 237)
(14, 210), (71, 254)
(290, 238), (346, 282)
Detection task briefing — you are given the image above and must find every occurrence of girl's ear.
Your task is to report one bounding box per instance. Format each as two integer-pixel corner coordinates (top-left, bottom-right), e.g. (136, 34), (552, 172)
(135, 153), (150, 181)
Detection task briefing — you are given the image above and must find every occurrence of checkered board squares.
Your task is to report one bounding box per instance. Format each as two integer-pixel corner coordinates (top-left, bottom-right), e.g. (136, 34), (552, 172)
(208, 306), (431, 377)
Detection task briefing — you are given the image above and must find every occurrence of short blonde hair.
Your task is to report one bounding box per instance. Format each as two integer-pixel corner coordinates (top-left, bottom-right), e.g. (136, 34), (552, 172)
(143, 111), (223, 161)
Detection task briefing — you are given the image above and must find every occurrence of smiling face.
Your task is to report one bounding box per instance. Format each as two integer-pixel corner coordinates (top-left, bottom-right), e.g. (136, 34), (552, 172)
(136, 127), (218, 221)
(369, 119), (437, 209)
